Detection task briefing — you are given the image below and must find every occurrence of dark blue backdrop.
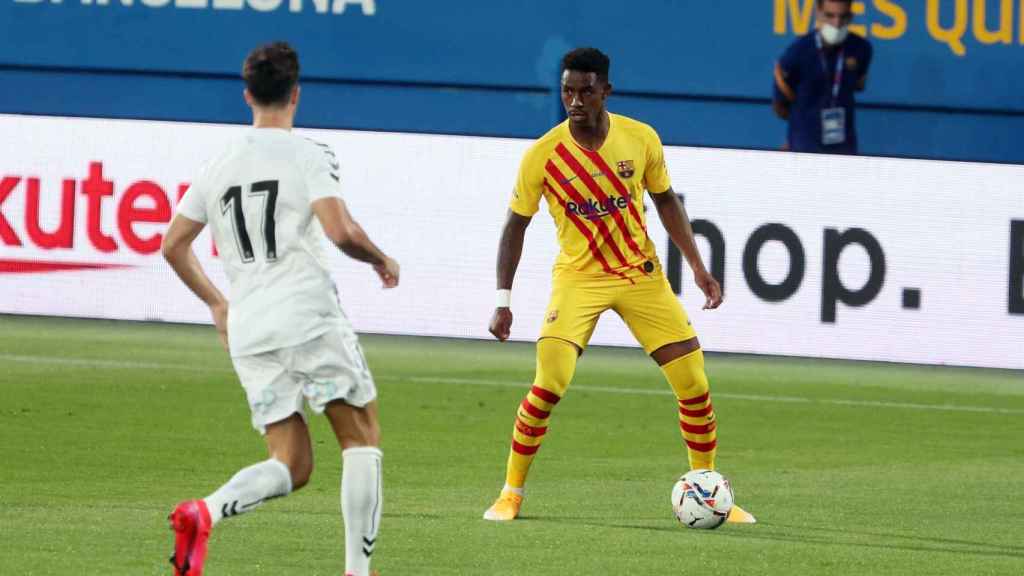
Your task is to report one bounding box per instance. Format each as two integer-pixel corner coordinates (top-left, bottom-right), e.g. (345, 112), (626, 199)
(2, 0), (1022, 162)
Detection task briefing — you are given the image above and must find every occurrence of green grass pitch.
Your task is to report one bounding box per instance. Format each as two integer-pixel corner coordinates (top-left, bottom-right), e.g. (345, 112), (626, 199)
(1, 314), (1023, 575)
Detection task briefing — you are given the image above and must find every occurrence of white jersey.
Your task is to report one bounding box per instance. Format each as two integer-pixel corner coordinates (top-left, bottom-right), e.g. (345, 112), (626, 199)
(177, 128), (345, 357)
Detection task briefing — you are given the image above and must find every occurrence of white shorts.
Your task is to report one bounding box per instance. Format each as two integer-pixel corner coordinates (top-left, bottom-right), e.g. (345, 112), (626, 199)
(231, 321), (377, 434)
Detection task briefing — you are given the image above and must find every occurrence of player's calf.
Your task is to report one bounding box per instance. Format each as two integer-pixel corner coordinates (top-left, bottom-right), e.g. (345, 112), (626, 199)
(341, 447), (383, 576)
(203, 458), (293, 525)
(659, 347), (717, 470)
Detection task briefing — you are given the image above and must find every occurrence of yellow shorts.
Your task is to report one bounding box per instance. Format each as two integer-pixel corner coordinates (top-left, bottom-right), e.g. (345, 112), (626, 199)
(539, 264), (697, 354)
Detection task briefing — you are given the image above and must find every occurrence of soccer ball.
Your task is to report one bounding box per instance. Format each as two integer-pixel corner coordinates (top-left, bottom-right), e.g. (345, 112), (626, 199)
(671, 469), (734, 529)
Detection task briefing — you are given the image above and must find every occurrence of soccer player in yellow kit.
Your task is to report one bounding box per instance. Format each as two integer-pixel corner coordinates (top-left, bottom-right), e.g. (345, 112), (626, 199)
(483, 47), (754, 524)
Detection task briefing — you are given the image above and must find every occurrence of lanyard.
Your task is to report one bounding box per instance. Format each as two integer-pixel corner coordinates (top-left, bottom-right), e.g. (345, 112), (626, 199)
(815, 32), (844, 106)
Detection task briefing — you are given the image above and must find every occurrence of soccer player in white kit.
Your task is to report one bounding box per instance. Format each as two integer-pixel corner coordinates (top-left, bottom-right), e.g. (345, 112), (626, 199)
(161, 42), (398, 576)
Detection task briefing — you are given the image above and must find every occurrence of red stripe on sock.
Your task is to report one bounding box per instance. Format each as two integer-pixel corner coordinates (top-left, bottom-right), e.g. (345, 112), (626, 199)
(515, 417), (548, 438)
(512, 439), (540, 455)
(686, 439), (718, 452)
(520, 399), (550, 420)
(530, 385), (561, 405)
(679, 404), (713, 418)
(680, 420), (717, 435)
(679, 391), (710, 406)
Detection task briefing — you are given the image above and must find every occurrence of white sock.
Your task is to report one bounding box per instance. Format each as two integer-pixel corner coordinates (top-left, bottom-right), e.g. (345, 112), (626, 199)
(502, 483), (524, 497)
(203, 458), (292, 526)
(341, 447), (383, 576)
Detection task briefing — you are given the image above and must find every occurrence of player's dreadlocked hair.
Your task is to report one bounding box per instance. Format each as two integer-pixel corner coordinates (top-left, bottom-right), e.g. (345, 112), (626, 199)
(817, 0), (852, 6)
(243, 42), (300, 107)
(561, 47), (611, 83)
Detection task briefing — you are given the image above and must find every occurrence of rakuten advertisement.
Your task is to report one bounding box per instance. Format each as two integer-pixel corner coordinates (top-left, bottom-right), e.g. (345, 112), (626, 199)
(1, 114), (1021, 369)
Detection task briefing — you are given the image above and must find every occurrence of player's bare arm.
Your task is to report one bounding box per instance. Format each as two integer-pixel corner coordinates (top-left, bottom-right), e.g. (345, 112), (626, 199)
(649, 188), (723, 310)
(489, 210), (531, 342)
(773, 62), (795, 120)
(772, 99), (791, 120)
(161, 214), (229, 349)
(312, 197), (399, 288)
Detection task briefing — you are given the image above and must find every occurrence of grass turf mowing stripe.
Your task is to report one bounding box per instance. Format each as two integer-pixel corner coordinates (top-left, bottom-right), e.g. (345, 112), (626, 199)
(5, 351), (1021, 415)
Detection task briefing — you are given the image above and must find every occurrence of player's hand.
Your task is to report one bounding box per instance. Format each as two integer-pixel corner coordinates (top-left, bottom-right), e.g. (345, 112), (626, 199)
(694, 269), (723, 310)
(489, 307), (513, 342)
(210, 301), (229, 351)
(374, 257), (400, 288)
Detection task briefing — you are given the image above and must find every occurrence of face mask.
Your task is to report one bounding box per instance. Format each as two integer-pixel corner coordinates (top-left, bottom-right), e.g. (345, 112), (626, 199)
(820, 23), (849, 45)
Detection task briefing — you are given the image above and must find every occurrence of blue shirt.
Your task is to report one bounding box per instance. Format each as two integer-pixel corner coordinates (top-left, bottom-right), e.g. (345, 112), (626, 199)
(774, 32), (873, 154)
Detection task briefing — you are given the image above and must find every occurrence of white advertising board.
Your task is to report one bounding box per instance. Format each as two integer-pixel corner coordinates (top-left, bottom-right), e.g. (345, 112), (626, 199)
(1, 114), (1021, 369)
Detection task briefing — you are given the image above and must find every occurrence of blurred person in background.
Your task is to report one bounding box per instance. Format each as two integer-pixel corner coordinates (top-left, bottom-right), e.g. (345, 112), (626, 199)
(773, 0), (873, 154)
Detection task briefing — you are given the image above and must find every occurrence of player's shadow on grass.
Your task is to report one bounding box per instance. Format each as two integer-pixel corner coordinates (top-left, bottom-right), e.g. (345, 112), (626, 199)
(525, 516), (1024, 561)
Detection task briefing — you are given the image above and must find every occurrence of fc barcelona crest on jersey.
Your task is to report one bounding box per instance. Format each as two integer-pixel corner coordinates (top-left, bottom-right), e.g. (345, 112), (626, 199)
(616, 160), (635, 179)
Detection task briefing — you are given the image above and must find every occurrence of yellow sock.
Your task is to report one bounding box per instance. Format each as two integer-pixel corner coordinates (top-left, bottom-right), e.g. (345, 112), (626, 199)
(505, 338), (577, 489)
(660, 349), (717, 470)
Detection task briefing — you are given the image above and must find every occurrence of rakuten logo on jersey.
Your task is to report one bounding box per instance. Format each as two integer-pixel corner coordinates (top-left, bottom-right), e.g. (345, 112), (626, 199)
(0, 161), (193, 269)
(566, 196), (629, 220)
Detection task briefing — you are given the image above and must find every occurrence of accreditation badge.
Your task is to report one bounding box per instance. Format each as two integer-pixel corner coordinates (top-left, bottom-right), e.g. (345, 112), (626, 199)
(821, 107), (846, 146)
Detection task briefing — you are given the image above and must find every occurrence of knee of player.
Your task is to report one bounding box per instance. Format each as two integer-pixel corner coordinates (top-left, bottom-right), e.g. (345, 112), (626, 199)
(652, 339), (702, 366)
(536, 370), (572, 393)
(360, 427), (381, 448)
(535, 338), (578, 391)
(337, 427), (381, 451)
(351, 419), (382, 448)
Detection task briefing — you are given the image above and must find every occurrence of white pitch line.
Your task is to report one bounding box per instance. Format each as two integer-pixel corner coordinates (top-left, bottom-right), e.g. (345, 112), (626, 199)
(0, 354), (232, 373)
(407, 376), (1024, 415)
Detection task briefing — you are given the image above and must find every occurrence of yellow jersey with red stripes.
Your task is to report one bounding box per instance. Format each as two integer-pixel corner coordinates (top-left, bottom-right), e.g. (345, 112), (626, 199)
(510, 113), (672, 279)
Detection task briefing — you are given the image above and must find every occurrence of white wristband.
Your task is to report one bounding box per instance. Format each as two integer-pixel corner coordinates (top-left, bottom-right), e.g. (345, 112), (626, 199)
(496, 289), (511, 308)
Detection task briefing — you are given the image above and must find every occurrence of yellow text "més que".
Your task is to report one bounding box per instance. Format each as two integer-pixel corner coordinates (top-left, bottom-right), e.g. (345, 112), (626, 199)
(774, 0), (1024, 56)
